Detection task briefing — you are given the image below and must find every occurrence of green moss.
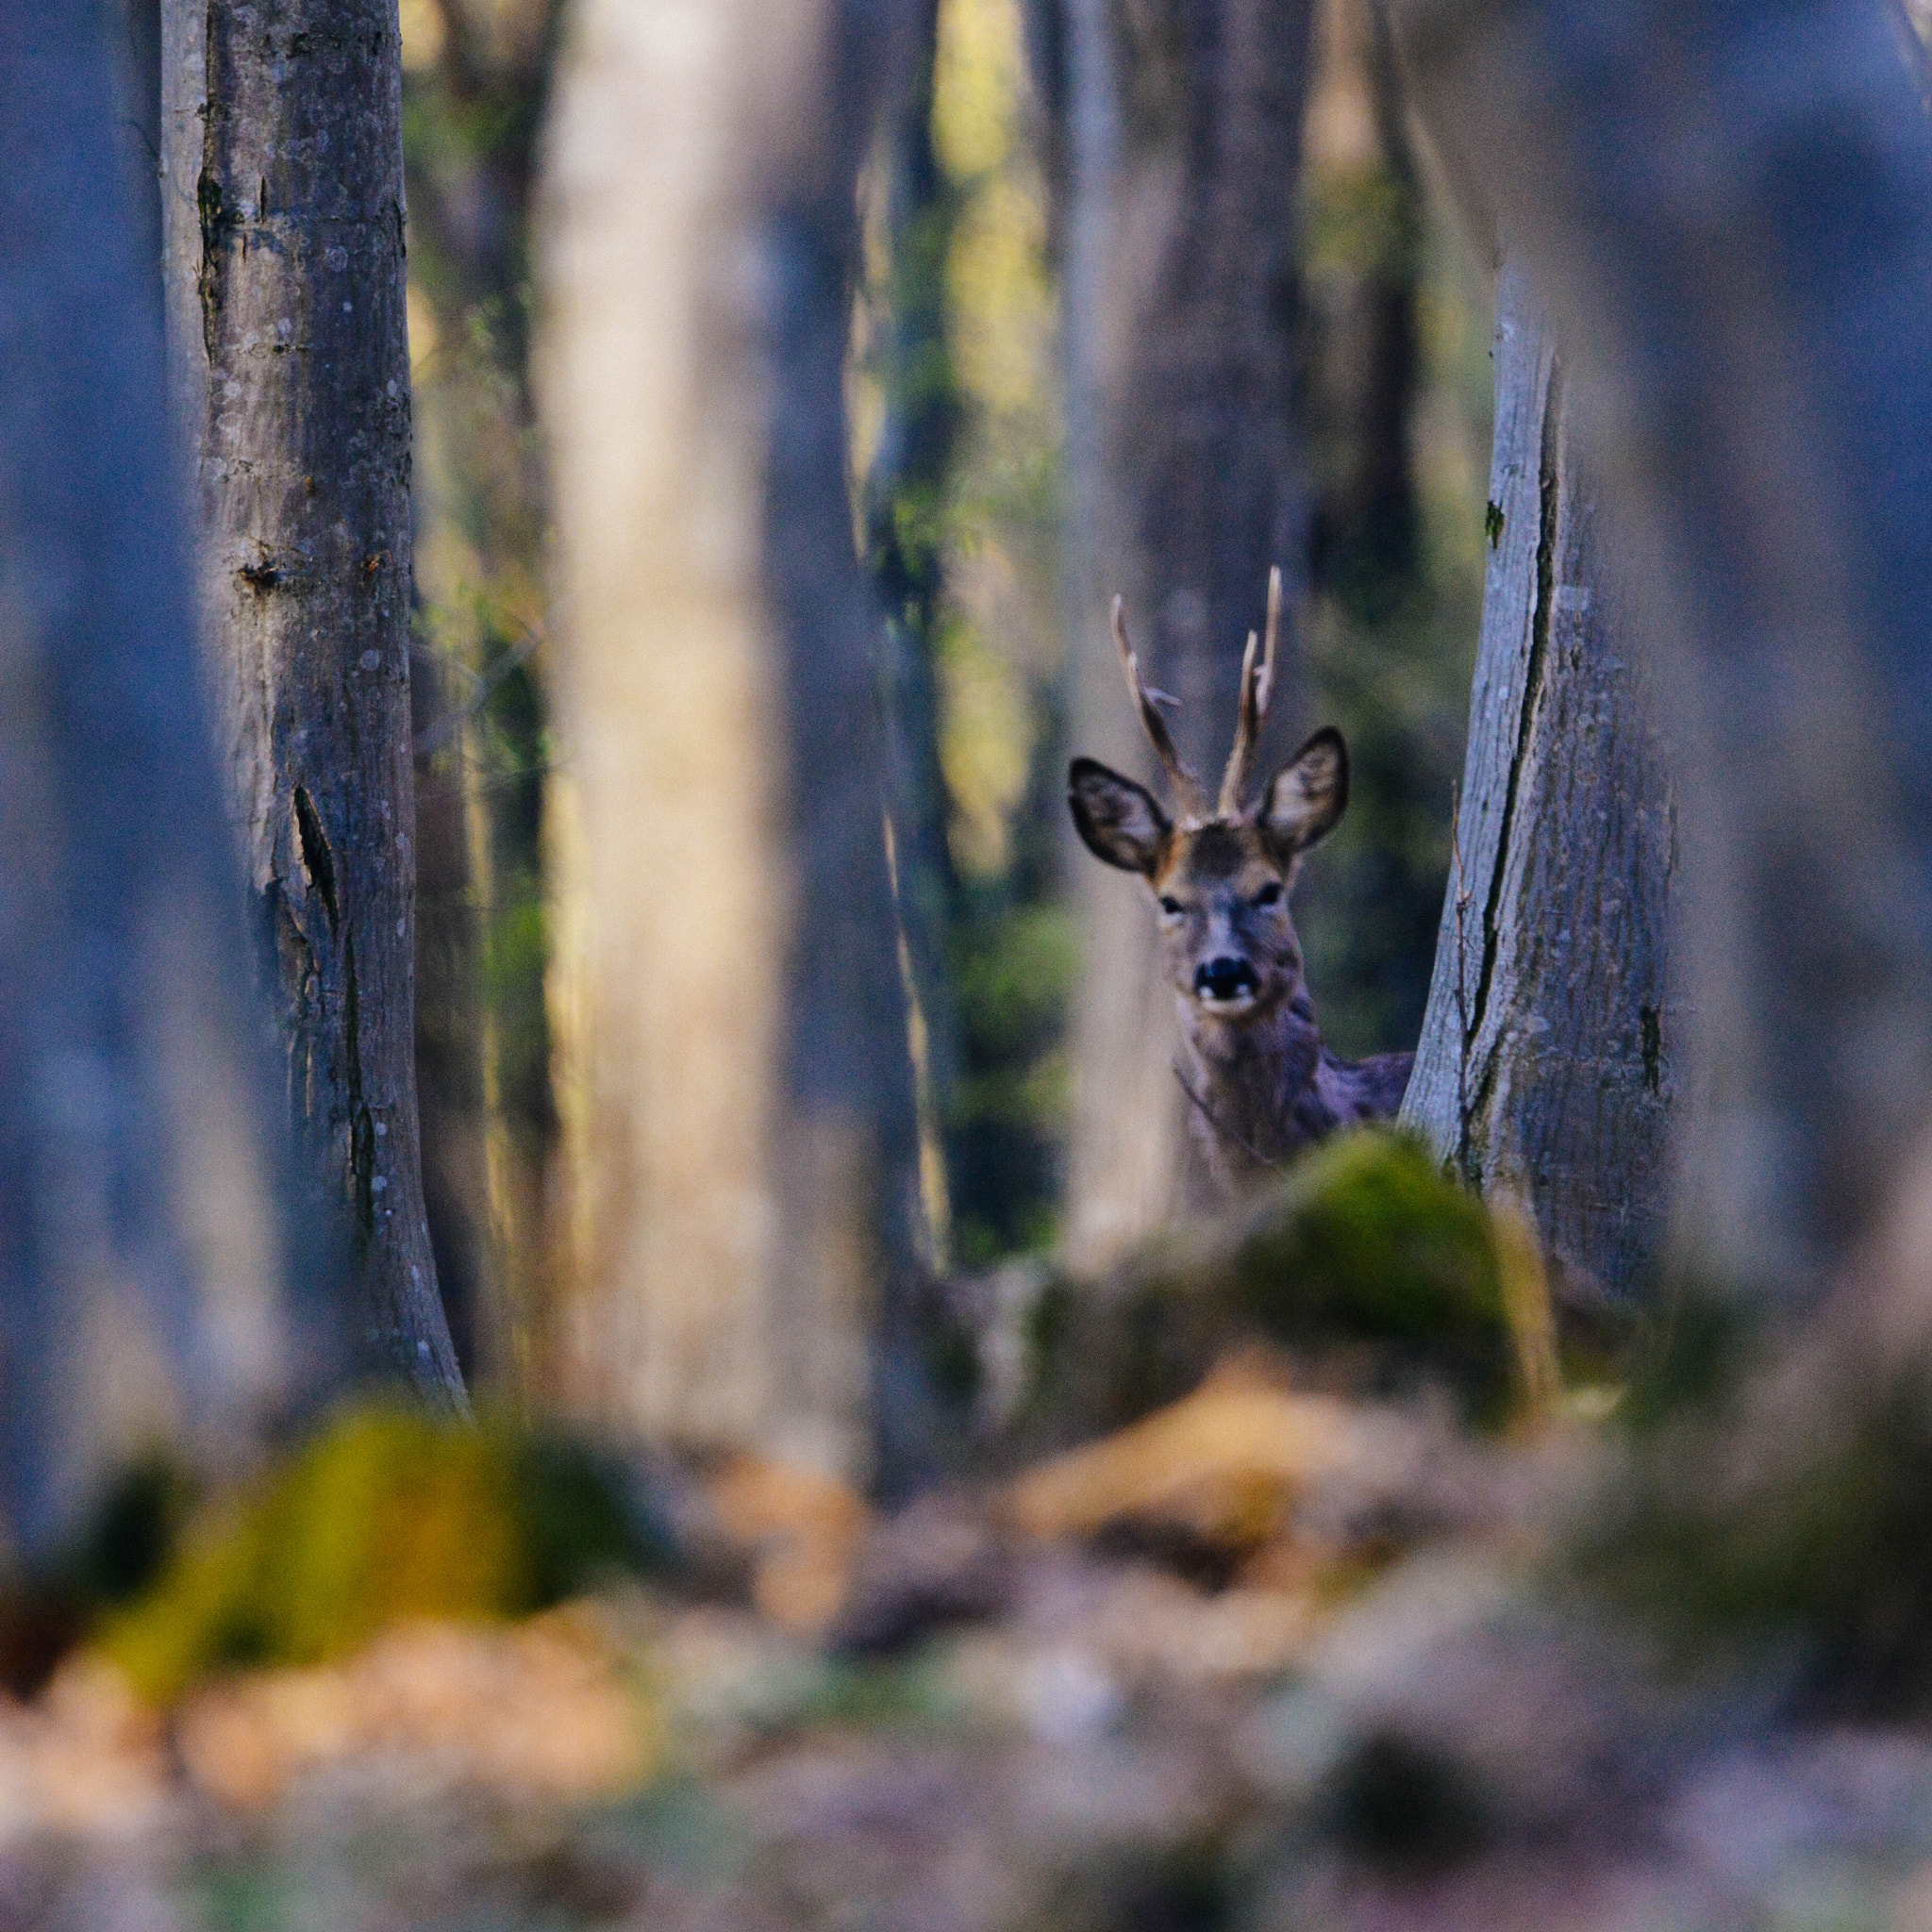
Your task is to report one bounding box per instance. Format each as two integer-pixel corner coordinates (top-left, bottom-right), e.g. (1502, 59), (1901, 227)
(1227, 1128), (1504, 1349)
(97, 1405), (670, 1706)
(1574, 1357), (1932, 1707)
(998, 1130), (1519, 1450)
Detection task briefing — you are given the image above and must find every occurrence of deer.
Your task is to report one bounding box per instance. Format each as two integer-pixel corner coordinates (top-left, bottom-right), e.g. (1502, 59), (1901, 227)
(1068, 568), (1413, 1201)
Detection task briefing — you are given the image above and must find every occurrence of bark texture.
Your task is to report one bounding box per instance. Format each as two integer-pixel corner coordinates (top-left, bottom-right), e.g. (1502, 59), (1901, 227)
(1391, 0), (1932, 1305)
(0, 3), (330, 1559)
(159, 0), (463, 1397)
(1058, 0), (1318, 1264)
(538, 0), (933, 1487)
(1402, 259), (1679, 1303)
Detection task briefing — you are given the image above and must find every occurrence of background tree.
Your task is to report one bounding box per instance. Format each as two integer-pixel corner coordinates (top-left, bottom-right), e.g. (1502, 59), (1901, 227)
(0, 2), (334, 1559)
(867, 0), (1072, 1274)
(397, 0), (563, 1393)
(1047, 0), (1318, 1263)
(537, 0), (936, 1488)
(1402, 258), (1680, 1305)
(158, 0), (463, 1399)
(857, 0), (968, 1275)
(1291, 0), (1485, 1062)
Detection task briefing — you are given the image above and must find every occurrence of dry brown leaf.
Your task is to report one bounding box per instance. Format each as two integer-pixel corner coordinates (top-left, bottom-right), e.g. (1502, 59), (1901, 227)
(0, 1655), (171, 1843)
(175, 1602), (657, 1811)
(704, 1454), (872, 1637)
(1007, 1354), (1412, 1553)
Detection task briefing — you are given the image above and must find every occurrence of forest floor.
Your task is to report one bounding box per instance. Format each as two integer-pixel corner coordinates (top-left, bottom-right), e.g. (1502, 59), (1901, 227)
(6, 1344), (1932, 1932)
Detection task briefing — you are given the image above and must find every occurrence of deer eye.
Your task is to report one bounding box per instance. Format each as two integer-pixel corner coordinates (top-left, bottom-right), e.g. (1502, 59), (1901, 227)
(1253, 880), (1284, 908)
(1158, 895), (1184, 919)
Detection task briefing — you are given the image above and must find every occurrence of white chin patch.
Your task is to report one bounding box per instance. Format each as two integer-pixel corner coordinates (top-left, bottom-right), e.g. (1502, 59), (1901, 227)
(1195, 990), (1257, 1015)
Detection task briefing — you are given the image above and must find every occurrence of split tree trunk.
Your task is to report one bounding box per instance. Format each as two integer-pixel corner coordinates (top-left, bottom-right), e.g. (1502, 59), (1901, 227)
(0, 2), (334, 1559)
(1402, 259), (1679, 1304)
(158, 0), (463, 1400)
(538, 0), (935, 1489)
(1055, 0), (1318, 1264)
(1391, 0), (1932, 1308)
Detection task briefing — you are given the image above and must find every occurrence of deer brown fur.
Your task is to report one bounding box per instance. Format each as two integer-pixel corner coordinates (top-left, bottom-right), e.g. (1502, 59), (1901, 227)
(1068, 570), (1413, 1199)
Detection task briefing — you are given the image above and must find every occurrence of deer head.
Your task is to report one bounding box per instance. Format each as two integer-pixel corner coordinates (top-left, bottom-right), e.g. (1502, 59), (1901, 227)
(1068, 568), (1348, 1025)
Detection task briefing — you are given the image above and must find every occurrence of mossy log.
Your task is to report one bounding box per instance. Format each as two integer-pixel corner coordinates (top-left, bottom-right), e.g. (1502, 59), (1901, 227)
(980, 1129), (1524, 1456)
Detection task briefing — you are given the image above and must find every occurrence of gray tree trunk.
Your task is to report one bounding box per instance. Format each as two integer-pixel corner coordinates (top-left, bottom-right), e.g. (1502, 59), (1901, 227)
(1390, 0), (1932, 1307)
(1058, 0), (1318, 1264)
(538, 0), (937, 1491)
(1402, 258), (1680, 1304)
(0, 3), (337, 1561)
(158, 0), (463, 1399)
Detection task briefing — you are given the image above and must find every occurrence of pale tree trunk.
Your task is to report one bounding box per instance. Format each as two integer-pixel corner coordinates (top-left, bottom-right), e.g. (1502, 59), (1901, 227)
(1402, 258), (1680, 1304)
(0, 3), (336, 1560)
(1391, 0), (1932, 1308)
(538, 0), (936, 1489)
(1057, 0), (1317, 1265)
(158, 0), (463, 1400)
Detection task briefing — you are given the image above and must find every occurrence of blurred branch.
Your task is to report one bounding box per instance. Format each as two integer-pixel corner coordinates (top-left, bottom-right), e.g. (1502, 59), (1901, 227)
(413, 626), (543, 754)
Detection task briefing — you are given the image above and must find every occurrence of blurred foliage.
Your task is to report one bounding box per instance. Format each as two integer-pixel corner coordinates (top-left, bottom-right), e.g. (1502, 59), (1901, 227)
(1293, 3), (1491, 1058)
(1574, 1289), (1932, 1708)
(0, 1454), (199, 1694)
(97, 1405), (669, 1707)
(856, 0), (1070, 1271)
(401, 0), (561, 1388)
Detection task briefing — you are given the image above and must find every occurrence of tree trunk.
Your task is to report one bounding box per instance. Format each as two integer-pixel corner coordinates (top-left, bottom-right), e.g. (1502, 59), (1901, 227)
(1401, 258), (1679, 1305)
(1057, 0), (1317, 1264)
(158, 0), (464, 1400)
(1390, 0), (1932, 1308)
(537, 0), (937, 1489)
(860, 0), (964, 1274)
(0, 3), (335, 1560)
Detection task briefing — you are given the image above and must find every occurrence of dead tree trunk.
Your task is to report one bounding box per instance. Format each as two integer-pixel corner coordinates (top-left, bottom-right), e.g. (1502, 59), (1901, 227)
(1056, 0), (1318, 1263)
(0, 2), (338, 1560)
(158, 0), (463, 1400)
(1391, 0), (1932, 1308)
(538, 0), (936, 1489)
(1402, 258), (1680, 1304)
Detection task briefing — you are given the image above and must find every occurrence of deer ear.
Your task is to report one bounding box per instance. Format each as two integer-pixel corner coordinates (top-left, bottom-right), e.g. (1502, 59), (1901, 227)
(1069, 758), (1170, 874)
(1259, 727), (1348, 857)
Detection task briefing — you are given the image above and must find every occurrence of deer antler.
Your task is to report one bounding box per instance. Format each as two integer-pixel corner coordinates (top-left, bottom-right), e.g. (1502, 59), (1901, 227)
(1112, 595), (1210, 821)
(1218, 564), (1283, 817)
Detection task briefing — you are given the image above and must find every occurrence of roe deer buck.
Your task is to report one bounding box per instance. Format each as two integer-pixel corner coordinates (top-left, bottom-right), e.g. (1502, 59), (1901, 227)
(1068, 569), (1413, 1200)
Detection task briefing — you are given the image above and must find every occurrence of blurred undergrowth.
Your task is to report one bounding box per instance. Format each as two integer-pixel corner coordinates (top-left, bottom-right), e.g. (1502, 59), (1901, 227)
(96, 1407), (667, 1707)
(1294, 0), (1491, 1058)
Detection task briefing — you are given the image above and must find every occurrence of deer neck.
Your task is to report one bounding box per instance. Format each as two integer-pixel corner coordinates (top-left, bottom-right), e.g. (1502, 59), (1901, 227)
(1175, 986), (1325, 1190)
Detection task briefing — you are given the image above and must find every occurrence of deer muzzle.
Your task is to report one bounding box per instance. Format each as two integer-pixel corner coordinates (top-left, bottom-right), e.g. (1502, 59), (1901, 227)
(1194, 957), (1260, 1008)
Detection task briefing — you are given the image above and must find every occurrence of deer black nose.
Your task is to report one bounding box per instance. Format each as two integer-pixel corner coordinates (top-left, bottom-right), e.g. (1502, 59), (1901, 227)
(1194, 957), (1259, 1003)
